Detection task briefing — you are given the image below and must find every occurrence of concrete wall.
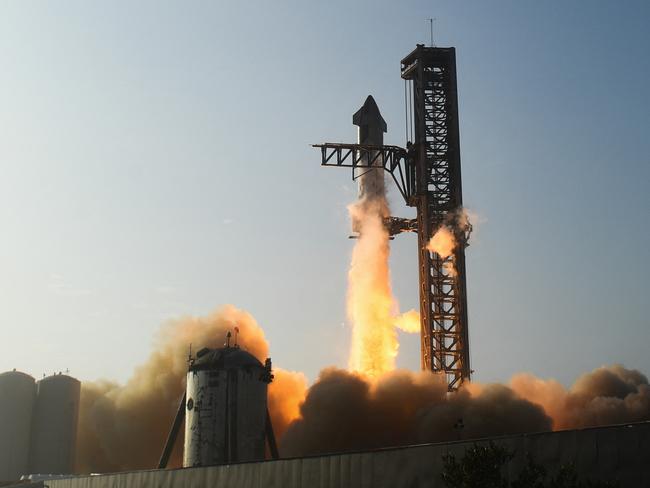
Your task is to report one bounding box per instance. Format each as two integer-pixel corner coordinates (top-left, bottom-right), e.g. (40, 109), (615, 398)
(45, 422), (650, 488)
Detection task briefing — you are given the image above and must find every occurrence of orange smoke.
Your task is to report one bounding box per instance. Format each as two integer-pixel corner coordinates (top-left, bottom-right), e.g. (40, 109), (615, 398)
(425, 209), (475, 278)
(76, 303), (650, 469)
(510, 364), (650, 430)
(427, 225), (457, 258)
(281, 365), (650, 458)
(73, 193), (650, 469)
(281, 368), (552, 457)
(77, 305), (306, 473)
(395, 309), (420, 334)
(267, 367), (308, 440)
(427, 226), (458, 277)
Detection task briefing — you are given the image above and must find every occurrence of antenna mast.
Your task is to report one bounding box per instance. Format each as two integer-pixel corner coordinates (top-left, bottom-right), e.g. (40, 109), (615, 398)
(427, 18), (435, 47)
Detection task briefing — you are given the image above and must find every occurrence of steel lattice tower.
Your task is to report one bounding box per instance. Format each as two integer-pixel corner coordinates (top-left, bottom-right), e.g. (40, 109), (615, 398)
(402, 45), (470, 389)
(315, 44), (471, 390)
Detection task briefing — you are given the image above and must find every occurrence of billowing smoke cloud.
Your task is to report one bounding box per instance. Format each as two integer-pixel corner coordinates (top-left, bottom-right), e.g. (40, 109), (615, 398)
(510, 364), (650, 430)
(427, 225), (456, 259)
(75, 183), (650, 471)
(281, 368), (551, 457)
(280, 365), (650, 458)
(426, 208), (474, 278)
(267, 366), (309, 440)
(76, 304), (650, 472)
(76, 305), (307, 473)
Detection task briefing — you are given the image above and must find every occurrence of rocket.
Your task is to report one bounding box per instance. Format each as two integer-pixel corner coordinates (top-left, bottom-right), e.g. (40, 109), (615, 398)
(351, 95), (388, 234)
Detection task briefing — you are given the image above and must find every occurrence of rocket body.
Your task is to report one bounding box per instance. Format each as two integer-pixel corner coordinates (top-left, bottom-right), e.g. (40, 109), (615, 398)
(352, 96), (388, 234)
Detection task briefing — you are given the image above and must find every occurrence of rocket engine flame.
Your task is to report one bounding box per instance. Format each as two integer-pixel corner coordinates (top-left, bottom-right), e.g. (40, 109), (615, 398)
(346, 198), (401, 378)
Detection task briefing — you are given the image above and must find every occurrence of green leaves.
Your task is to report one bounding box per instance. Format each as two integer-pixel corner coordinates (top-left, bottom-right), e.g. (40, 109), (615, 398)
(440, 443), (618, 488)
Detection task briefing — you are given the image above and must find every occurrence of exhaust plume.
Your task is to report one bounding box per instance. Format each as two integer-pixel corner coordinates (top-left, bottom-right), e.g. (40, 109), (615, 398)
(76, 305), (306, 473)
(347, 198), (401, 377)
(346, 156), (422, 376)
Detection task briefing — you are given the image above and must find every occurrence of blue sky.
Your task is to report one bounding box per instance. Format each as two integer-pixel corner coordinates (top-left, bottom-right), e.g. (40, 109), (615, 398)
(0, 1), (648, 386)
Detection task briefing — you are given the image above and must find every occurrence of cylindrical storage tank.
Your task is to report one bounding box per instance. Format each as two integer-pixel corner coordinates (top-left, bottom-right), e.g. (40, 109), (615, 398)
(29, 374), (81, 474)
(0, 371), (36, 481)
(183, 346), (272, 467)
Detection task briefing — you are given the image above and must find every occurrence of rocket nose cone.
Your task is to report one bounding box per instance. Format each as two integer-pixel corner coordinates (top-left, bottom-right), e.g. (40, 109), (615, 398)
(362, 95), (379, 112)
(353, 95), (387, 132)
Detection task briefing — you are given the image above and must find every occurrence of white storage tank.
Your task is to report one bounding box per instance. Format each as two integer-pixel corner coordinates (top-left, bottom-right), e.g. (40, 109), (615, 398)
(29, 374), (81, 474)
(0, 371), (36, 482)
(183, 345), (272, 467)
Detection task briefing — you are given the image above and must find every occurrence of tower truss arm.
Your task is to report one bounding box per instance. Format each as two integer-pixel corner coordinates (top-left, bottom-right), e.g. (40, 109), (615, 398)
(313, 143), (416, 205)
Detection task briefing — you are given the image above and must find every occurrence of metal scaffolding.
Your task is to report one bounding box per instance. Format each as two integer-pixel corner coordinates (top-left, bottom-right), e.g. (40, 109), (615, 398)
(314, 45), (471, 390)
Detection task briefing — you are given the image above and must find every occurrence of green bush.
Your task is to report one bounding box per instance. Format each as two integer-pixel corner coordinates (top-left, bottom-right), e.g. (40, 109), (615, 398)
(440, 443), (618, 488)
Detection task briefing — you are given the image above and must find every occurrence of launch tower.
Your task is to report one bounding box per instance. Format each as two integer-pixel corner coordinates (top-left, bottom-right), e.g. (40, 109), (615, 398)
(314, 45), (471, 390)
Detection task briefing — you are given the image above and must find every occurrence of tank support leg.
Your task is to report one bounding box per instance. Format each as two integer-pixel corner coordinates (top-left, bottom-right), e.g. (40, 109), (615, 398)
(158, 393), (186, 469)
(265, 408), (279, 460)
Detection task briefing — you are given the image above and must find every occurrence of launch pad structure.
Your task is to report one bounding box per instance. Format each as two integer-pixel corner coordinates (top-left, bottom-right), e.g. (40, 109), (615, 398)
(314, 45), (471, 390)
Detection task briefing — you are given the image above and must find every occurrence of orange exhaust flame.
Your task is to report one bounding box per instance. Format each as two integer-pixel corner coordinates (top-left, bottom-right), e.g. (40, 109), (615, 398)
(395, 309), (420, 334)
(347, 200), (399, 378)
